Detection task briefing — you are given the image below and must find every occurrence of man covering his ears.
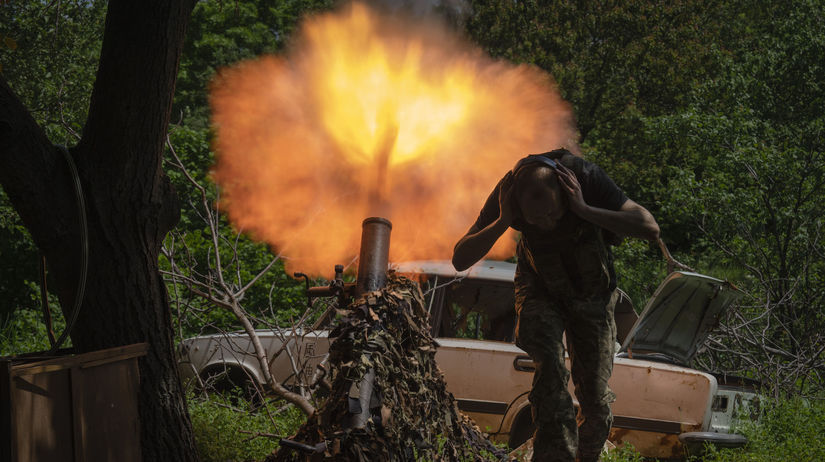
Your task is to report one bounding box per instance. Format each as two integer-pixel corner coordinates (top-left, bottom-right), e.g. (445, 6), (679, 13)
(452, 148), (659, 462)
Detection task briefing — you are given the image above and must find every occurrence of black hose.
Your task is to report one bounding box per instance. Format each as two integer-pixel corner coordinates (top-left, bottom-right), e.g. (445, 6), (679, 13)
(490, 390), (530, 437)
(39, 255), (56, 347)
(49, 145), (88, 354)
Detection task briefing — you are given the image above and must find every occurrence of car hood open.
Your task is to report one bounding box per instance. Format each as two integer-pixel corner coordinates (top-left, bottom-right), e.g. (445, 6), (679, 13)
(620, 271), (742, 366)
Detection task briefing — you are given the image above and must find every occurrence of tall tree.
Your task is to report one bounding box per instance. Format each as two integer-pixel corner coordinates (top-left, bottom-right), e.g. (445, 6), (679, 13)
(0, 1), (199, 459)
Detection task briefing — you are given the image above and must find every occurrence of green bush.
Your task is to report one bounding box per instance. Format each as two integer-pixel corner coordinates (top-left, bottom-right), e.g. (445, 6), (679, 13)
(602, 444), (646, 462)
(699, 396), (825, 462)
(600, 397), (825, 462)
(188, 391), (306, 462)
(0, 303), (67, 356)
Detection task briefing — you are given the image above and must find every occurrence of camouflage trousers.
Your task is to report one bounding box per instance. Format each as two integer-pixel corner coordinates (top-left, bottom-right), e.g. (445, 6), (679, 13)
(515, 278), (618, 462)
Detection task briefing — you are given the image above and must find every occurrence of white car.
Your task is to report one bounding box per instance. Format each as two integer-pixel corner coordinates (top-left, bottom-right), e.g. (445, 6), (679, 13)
(177, 260), (756, 458)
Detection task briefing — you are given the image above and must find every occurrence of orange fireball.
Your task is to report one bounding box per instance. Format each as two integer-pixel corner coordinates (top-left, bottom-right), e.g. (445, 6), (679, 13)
(210, 2), (576, 276)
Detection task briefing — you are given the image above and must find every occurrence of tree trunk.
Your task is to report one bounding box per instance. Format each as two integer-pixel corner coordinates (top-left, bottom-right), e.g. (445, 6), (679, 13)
(0, 1), (199, 460)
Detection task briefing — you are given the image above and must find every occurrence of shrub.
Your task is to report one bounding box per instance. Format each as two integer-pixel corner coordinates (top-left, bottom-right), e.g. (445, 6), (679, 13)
(0, 303), (67, 356)
(188, 391), (306, 462)
(602, 444), (646, 462)
(699, 396), (825, 462)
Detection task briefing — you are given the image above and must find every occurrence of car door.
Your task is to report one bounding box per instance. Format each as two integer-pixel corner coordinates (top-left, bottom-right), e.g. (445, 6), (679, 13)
(425, 277), (533, 439)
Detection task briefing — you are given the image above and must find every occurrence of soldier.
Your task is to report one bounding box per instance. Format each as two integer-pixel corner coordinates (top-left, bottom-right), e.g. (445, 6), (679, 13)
(452, 149), (659, 462)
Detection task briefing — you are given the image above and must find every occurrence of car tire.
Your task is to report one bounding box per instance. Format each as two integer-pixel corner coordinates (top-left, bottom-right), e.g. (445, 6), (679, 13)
(200, 365), (262, 407)
(508, 408), (536, 449)
(508, 405), (585, 449)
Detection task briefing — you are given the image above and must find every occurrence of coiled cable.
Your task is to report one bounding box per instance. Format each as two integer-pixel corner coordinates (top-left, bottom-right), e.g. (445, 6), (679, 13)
(48, 144), (88, 354)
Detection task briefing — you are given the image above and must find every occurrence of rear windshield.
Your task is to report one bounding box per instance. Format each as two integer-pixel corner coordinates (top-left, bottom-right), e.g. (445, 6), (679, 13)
(424, 277), (516, 342)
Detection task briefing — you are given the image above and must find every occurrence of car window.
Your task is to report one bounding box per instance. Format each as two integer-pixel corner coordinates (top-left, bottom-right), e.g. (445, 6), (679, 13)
(310, 272), (518, 342)
(433, 278), (516, 342)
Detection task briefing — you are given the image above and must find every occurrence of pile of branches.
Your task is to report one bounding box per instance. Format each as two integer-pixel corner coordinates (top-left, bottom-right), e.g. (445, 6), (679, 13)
(270, 272), (508, 461)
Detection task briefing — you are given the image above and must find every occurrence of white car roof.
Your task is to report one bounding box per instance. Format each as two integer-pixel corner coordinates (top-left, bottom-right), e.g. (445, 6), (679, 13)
(391, 260), (516, 282)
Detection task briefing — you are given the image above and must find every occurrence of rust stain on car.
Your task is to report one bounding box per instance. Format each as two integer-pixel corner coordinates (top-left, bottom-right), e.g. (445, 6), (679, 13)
(659, 434), (684, 458)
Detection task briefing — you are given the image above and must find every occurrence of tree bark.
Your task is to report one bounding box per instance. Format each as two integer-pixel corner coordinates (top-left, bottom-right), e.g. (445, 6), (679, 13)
(0, 1), (199, 460)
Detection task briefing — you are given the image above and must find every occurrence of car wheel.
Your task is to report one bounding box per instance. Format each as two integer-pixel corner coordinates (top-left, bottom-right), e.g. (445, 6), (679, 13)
(200, 366), (262, 407)
(508, 408), (536, 449)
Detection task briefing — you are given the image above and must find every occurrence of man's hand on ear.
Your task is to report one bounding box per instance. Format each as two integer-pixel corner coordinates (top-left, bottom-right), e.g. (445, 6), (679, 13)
(556, 163), (587, 215)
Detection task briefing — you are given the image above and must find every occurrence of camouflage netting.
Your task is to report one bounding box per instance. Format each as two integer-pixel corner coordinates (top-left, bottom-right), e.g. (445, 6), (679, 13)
(270, 272), (509, 461)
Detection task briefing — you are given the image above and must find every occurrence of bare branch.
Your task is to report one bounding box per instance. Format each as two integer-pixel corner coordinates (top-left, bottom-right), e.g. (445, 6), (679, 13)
(163, 133), (317, 415)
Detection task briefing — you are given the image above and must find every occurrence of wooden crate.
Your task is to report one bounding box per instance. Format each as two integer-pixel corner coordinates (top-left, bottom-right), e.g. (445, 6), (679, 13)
(0, 343), (147, 462)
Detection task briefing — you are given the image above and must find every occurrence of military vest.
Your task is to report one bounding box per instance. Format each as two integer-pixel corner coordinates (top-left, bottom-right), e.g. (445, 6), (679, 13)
(515, 152), (615, 300)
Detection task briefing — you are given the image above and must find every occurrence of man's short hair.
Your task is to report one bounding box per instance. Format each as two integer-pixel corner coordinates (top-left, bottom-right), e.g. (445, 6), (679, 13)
(514, 164), (558, 199)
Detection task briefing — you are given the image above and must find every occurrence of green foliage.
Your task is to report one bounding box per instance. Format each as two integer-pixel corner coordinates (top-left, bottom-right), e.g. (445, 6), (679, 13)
(174, 0), (333, 125)
(0, 0), (106, 322)
(601, 444), (645, 462)
(467, 0), (729, 144)
(0, 191), (40, 322)
(0, 304), (67, 356)
(698, 397), (825, 461)
(610, 239), (666, 312)
(0, 0), (106, 143)
(631, 2), (824, 392)
(188, 391), (306, 462)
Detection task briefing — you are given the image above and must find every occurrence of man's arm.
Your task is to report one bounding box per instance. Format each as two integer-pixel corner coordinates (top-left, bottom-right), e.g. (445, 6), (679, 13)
(557, 164), (660, 241)
(452, 219), (511, 271)
(577, 199), (660, 241)
(452, 173), (515, 271)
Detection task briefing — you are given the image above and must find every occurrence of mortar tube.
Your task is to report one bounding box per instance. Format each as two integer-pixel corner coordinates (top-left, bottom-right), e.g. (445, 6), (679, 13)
(346, 217), (391, 430)
(355, 217), (392, 296)
(346, 368), (377, 430)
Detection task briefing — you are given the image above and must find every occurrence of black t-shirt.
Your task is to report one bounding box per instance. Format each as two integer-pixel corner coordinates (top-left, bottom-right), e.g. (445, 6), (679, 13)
(473, 154), (628, 232)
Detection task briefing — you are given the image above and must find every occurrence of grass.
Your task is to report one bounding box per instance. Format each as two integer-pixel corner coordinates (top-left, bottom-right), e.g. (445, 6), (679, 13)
(0, 305), (68, 356)
(697, 396), (825, 462)
(186, 395), (824, 461)
(600, 396), (825, 462)
(603, 445), (647, 462)
(188, 390), (306, 462)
